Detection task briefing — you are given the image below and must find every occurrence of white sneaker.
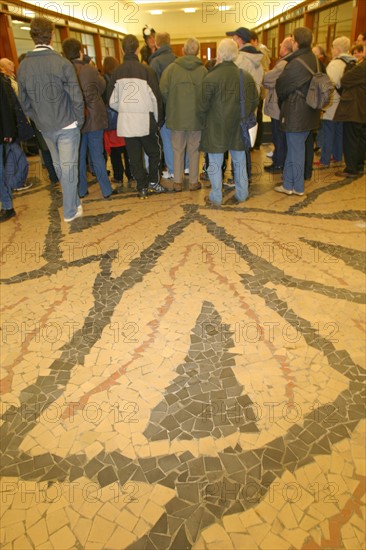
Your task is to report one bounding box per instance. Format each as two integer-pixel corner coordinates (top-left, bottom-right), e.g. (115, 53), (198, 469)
(184, 169), (189, 175)
(162, 170), (174, 179)
(64, 205), (83, 222)
(266, 151), (273, 158)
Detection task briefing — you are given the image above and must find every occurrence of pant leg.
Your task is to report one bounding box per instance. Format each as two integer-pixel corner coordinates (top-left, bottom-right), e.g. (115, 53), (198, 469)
(332, 121), (343, 162)
(124, 137), (147, 191)
(343, 122), (359, 174)
(320, 120), (334, 165)
(271, 118), (286, 168)
(0, 144), (13, 210)
(78, 132), (89, 197)
(186, 130), (201, 185)
(141, 130), (161, 185)
(121, 146), (133, 179)
(41, 148), (58, 183)
(283, 131), (309, 193)
(254, 97), (263, 148)
(44, 127), (81, 220)
(357, 123), (366, 171)
(160, 123), (174, 174)
(171, 130), (186, 183)
(231, 149), (248, 201)
(304, 131), (315, 180)
(110, 147), (123, 181)
(208, 153), (224, 204)
(87, 130), (113, 197)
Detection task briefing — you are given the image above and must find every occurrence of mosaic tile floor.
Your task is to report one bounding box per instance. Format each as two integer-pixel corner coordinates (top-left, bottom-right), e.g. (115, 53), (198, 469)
(1, 152), (365, 550)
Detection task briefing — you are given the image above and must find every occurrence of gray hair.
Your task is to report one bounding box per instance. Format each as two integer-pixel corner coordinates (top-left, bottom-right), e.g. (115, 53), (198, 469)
(332, 36), (350, 54)
(184, 37), (200, 56)
(217, 38), (238, 62)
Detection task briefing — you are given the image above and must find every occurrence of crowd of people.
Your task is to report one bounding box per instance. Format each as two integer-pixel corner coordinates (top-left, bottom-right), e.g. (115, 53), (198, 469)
(0, 16), (365, 221)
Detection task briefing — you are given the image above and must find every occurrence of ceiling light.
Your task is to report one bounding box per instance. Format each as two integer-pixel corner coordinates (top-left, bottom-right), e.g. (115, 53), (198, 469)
(20, 26), (31, 30)
(150, 9), (163, 14)
(219, 5), (231, 10)
(183, 8), (196, 12)
(12, 20), (25, 24)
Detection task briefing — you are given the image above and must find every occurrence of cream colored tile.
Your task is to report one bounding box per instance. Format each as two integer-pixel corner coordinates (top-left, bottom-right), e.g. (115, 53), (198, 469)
(106, 526), (136, 549)
(87, 516), (115, 543)
(27, 518), (49, 547)
(49, 526), (76, 549)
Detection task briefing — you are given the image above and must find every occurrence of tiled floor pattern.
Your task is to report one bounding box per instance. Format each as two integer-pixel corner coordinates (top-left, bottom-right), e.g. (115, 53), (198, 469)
(0, 153), (365, 549)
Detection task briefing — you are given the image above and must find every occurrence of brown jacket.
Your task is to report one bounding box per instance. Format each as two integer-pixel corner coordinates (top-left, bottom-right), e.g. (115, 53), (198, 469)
(73, 60), (108, 133)
(334, 58), (366, 124)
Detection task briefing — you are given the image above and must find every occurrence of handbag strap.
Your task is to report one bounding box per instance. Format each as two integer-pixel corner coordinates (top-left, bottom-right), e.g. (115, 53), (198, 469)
(239, 69), (246, 121)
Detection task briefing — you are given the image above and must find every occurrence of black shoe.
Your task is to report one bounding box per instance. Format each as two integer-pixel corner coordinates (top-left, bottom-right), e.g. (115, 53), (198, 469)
(204, 196), (221, 208)
(224, 195), (246, 206)
(264, 165), (283, 174)
(79, 191), (89, 198)
(0, 208), (16, 222)
(148, 182), (167, 194)
(104, 188), (121, 199)
(138, 188), (148, 199)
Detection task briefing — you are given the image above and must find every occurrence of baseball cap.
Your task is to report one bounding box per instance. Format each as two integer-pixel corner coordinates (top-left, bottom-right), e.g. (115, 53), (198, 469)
(226, 27), (251, 43)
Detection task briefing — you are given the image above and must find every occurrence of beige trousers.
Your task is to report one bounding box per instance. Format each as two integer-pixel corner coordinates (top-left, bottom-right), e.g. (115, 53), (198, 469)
(171, 130), (201, 185)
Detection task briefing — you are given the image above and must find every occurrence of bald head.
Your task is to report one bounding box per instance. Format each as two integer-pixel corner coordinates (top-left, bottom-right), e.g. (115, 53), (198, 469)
(0, 58), (15, 76)
(279, 37), (293, 58)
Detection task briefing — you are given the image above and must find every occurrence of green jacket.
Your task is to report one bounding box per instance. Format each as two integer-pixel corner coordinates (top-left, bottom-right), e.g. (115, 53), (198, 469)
(200, 61), (258, 152)
(160, 55), (207, 130)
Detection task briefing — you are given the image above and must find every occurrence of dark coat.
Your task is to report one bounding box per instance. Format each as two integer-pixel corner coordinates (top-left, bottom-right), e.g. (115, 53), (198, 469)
(149, 44), (176, 81)
(73, 60), (108, 133)
(0, 74), (17, 142)
(334, 58), (366, 124)
(200, 61), (259, 153)
(276, 47), (322, 132)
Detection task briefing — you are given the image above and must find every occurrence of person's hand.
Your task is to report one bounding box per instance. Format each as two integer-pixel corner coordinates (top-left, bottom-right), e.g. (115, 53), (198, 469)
(4, 137), (13, 142)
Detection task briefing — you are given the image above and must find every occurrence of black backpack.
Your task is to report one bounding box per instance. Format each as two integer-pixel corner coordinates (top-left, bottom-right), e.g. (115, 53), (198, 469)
(295, 56), (334, 109)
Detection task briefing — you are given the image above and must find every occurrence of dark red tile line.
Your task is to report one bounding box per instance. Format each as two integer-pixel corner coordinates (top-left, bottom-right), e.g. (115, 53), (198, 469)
(352, 318), (366, 333)
(301, 475), (366, 550)
(61, 244), (196, 420)
(0, 285), (72, 395)
(206, 256), (296, 402)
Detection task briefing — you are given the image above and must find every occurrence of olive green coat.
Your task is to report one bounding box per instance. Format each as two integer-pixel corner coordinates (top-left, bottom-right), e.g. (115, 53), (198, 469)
(200, 61), (258, 153)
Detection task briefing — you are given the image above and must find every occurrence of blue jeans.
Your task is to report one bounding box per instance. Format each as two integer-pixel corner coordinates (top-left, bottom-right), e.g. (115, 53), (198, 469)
(0, 143), (12, 210)
(283, 131), (310, 193)
(43, 127), (81, 220)
(320, 120), (343, 165)
(208, 150), (248, 204)
(160, 123), (174, 174)
(79, 130), (112, 198)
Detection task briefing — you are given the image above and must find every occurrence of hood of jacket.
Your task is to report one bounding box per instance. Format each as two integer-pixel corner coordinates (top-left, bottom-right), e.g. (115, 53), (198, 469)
(174, 55), (204, 71)
(239, 47), (263, 69)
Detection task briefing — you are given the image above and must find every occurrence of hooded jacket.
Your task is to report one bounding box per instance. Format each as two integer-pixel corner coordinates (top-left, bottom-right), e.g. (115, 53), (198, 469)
(107, 53), (164, 138)
(160, 55), (207, 131)
(149, 44), (176, 81)
(17, 49), (84, 133)
(235, 45), (264, 93)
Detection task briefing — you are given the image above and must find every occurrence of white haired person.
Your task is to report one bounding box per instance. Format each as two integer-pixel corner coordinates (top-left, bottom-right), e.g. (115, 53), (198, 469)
(315, 36), (356, 168)
(200, 38), (258, 206)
